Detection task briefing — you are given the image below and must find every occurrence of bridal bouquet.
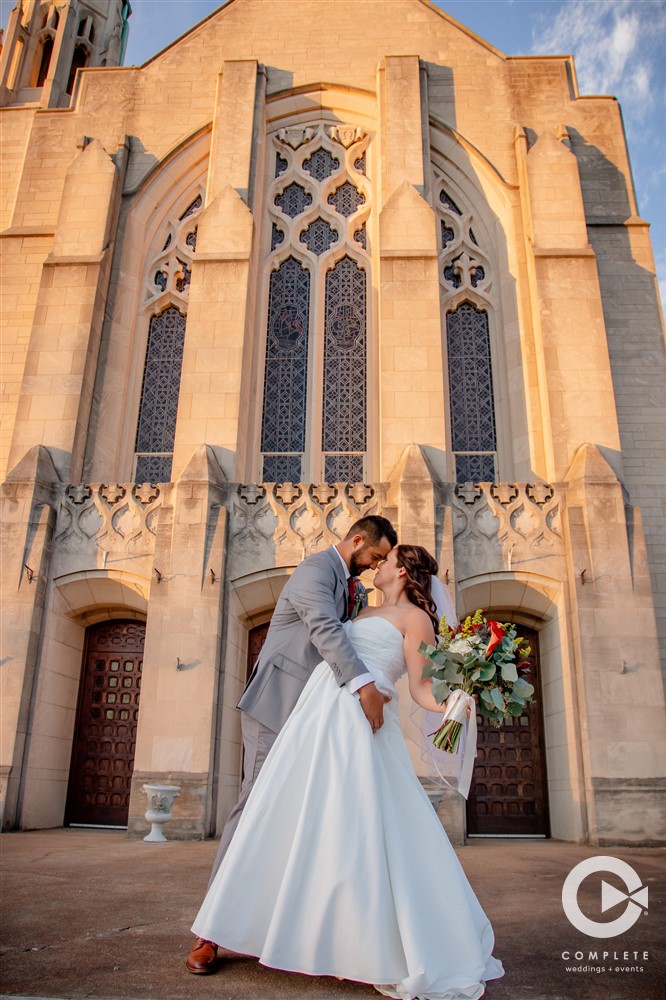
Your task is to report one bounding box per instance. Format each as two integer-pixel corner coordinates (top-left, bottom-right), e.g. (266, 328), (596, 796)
(419, 610), (534, 754)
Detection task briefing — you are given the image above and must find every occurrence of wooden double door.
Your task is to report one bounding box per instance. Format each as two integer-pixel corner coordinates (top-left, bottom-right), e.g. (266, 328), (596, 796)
(65, 621), (145, 827)
(466, 626), (549, 836)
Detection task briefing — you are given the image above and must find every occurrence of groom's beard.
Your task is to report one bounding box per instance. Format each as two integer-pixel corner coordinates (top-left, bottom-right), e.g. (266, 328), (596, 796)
(348, 554), (366, 577)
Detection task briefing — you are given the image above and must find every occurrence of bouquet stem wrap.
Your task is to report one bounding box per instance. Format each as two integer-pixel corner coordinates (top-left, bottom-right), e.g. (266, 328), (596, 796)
(436, 690), (477, 800)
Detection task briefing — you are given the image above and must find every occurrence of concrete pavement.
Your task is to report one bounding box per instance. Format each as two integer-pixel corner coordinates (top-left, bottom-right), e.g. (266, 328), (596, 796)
(0, 829), (664, 1000)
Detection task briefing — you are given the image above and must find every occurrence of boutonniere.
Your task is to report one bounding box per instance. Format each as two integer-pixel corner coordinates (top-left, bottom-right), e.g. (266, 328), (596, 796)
(352, 580), (373, 618)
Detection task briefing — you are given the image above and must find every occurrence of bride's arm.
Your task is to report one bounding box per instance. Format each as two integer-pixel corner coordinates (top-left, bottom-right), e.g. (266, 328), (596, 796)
(403, 613), (447, 713)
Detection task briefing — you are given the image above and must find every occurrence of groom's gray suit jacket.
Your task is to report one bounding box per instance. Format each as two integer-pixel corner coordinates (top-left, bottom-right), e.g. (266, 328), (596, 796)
(237, 547), (370, 734)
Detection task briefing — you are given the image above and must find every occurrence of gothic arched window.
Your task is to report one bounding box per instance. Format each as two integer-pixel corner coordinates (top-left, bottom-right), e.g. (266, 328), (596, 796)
(35, 35), (54, 87)
(434, 174), (496, 483)
(134, 307), (185, 483)
(446, 303), (496, 483)
(322, 255), (367, 482)
(134, 192), (203, 483)
(66, 45), (88, 95)
(260, 124), (370, 483)
(261, 257), (311, 483)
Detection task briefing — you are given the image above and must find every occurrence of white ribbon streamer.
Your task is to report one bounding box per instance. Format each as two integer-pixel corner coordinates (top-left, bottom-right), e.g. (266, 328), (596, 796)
(438, 689), (478, 800)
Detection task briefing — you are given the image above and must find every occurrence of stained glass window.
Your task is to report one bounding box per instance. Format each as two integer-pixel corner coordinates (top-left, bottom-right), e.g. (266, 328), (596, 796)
(328, 181), (365, 217)
(275, 182), (313, 218)
(446, 303), (496, 483)
(353, 224), (367, 250)
(260, 257), (310, 482)
(303, 148), (340, 181)
(262, 128), (370, 483)
(300, 217), (338, 255)
(441, 221), (455, 248)
(440, 190), (461, 215)
(322, 256), (366, 480)
(180, 195), (202, 221)
(134, 306), (185, 483)
(444, 262), (462, 289)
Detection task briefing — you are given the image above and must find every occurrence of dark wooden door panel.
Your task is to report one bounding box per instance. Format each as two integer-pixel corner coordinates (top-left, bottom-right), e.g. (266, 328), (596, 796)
(466, 626), (549, 836)
(247, 622), (270, 681)
(65, 621), (145, 827)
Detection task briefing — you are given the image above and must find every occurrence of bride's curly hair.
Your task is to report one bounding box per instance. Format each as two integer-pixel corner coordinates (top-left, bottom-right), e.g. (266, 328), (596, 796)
(395, 545), (439, 632)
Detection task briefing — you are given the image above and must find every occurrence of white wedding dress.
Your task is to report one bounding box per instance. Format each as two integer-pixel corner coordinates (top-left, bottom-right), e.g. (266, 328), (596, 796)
(192, 617), (504, 1000)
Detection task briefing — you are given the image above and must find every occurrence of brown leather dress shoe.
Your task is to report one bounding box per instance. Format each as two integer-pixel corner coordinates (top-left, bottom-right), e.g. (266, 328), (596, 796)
(186, 937), (219, 974)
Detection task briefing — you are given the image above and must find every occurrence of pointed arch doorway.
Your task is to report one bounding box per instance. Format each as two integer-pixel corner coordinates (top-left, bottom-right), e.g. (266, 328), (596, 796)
(65, 620), (145, 827)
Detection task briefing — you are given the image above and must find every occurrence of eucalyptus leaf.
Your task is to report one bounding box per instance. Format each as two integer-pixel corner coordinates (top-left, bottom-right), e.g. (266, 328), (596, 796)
(478, 664), (496, 681)
(431, 678), (451, 705)
(513, 678), (535, 698)
(506, 702), (524, 716)
(501, 662), (518, 682)
(490, 687), (504, 710)
(480, 689), (495, 706)
(444, 663), (464, 683)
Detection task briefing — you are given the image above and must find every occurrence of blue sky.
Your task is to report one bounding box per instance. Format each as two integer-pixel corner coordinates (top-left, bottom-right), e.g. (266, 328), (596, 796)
(2, 0), (664, 302)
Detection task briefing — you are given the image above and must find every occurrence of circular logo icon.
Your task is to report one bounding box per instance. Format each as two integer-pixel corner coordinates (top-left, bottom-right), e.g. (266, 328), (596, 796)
(562, 856), (648, 938)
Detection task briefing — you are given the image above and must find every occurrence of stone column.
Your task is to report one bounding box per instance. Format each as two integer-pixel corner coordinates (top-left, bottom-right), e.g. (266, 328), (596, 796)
(7, 138), (125, 483)
(127, 446), (228, 839)
(563, 444), (666, 844)
(524, 128), (623, 482)
(0, 445), (59, 830)
(171, 61), (264, 482)
(377, 56), (446, 481)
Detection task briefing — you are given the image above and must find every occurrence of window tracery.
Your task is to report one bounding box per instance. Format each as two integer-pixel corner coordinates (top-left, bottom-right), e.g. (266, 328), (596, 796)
(434, 172), (496, 483)
(261, 124), (371, 483)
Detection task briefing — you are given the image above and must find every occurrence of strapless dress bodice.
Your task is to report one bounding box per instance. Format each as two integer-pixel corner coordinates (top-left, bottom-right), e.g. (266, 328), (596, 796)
(344, 616), (406, 693)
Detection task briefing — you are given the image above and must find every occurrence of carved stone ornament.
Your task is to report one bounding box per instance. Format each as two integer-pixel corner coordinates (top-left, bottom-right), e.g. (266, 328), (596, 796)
(55, 483), (162, 555)
(229, 481), (385, 574)
(277, 127), (315, 149)
(327, 125), (366, 148)
(451, 483), (562, 579)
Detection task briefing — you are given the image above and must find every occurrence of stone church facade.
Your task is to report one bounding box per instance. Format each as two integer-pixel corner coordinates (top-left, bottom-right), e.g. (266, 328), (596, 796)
(1, 0), (665, 846)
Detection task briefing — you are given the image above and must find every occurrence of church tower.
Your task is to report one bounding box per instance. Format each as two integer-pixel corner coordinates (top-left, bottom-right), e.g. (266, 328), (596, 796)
(0, 0), (130, 109)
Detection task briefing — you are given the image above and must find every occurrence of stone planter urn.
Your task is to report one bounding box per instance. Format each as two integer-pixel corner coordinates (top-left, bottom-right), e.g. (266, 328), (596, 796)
(142, 783), (181, 842)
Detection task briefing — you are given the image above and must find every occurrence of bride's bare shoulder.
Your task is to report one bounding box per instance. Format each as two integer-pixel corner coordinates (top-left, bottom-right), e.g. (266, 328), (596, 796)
(403, 604), (436, 636)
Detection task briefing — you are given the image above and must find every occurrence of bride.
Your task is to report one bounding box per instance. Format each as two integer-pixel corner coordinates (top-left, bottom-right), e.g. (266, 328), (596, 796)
(192, 545), (504, 1000)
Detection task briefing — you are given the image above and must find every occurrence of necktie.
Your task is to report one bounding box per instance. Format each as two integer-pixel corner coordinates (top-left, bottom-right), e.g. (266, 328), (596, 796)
(347, 576), (357, 619)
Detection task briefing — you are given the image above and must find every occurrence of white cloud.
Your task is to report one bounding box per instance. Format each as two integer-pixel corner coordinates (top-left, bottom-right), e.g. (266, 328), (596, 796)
(532, 0), (666, 120)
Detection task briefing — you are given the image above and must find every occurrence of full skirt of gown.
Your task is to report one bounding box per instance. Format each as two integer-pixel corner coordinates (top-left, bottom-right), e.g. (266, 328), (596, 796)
(192, 617), (504, 1000)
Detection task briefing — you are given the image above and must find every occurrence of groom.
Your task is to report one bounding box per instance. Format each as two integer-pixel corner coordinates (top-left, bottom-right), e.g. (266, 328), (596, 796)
(186, 514), (398, 975)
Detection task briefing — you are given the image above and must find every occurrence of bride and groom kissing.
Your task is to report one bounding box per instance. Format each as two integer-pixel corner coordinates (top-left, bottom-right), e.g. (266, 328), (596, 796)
(186, 515), (504, 1000)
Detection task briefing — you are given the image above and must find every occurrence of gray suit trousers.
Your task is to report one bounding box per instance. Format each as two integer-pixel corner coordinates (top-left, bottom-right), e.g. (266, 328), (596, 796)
(207, 712), (277, 888)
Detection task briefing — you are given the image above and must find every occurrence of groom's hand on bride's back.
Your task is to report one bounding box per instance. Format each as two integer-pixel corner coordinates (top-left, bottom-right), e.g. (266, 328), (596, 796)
(358, 681), (391, 733)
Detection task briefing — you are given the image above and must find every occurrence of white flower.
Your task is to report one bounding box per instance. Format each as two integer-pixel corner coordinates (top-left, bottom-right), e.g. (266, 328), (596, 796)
(449, 637), (475, 656)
